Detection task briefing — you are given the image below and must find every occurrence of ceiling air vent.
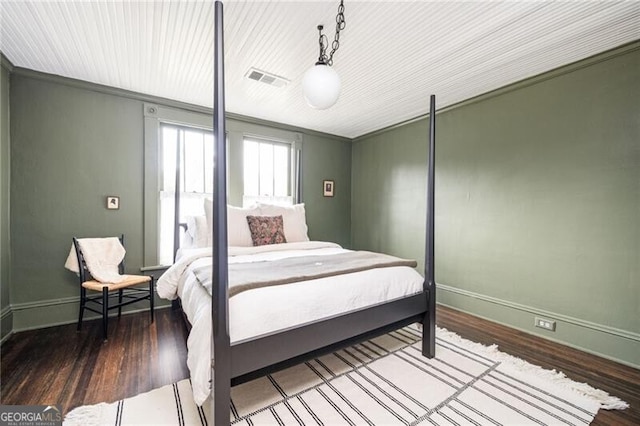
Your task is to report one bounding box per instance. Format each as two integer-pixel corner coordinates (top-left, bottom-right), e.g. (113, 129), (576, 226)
(245, 68), (289, 88)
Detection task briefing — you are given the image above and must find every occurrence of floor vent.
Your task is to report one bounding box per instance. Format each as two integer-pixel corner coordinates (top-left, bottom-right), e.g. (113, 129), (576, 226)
(245, 68), (289, 88)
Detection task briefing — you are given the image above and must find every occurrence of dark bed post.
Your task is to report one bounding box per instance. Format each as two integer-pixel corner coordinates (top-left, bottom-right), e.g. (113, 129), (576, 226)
(211, 1), (231, 425)
(423, 94), (436, 358)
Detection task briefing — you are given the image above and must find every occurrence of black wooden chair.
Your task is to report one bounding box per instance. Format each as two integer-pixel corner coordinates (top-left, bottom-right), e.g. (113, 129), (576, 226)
(73, 235), (154, 341)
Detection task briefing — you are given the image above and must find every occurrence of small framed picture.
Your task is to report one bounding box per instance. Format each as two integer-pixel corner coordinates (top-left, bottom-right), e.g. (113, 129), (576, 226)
(106, 196), (120, 210)
(323, 180), (334, 197)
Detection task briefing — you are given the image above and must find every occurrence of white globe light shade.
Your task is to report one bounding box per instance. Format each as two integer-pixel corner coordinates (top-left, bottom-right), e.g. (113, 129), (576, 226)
(302, 64), (341, 109)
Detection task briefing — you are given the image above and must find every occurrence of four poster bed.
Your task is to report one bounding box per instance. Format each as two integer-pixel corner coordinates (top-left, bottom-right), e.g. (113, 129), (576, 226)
(157, 2), (437, 424)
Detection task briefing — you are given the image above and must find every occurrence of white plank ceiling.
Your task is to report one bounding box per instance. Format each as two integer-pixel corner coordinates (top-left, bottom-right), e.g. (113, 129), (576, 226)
(1, 1), (638, 138)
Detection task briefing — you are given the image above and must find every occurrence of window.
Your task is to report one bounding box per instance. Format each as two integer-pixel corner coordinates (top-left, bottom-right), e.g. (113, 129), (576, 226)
(243, 137), (295, 206)
(158, 124), (213, 265)
(144, 103), (302, 268)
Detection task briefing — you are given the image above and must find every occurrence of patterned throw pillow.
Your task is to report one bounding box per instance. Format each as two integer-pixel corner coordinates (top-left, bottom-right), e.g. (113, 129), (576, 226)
(246, 215), (287, 246)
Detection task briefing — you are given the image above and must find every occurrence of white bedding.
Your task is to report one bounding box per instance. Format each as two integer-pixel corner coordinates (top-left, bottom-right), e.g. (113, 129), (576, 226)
(157, 241), (425, 405)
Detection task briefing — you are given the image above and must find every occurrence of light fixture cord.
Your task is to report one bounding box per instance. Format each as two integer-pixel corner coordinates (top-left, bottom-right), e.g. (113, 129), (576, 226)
(317, 0), (345, 66)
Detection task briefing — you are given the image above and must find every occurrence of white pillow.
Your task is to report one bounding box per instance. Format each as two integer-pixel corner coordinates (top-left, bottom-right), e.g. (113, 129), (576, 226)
(186, 215), (210, 248)
(228, 204), (260, 246)
(204, 199), (259, 247)
(258, 203), (309, 243)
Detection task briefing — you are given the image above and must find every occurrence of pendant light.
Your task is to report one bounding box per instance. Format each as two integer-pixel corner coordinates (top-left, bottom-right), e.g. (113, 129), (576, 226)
(302, 1), (346, 110)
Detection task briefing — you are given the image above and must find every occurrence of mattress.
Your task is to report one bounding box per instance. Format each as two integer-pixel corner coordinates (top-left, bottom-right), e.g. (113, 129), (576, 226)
(157, 241), (425, 405)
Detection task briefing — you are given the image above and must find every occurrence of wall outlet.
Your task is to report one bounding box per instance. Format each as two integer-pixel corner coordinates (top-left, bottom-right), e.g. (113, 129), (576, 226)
(535, 317), (556, 331)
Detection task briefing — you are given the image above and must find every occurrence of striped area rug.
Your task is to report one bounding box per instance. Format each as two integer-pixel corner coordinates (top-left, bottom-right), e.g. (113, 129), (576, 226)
(65, 326), (627, 425)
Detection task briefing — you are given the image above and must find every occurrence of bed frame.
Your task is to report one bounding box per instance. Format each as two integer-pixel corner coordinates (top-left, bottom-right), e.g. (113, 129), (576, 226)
(206, 2), (436, 424)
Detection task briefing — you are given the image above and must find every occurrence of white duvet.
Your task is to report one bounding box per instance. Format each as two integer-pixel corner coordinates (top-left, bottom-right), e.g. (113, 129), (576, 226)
(156, 241), (425, 405)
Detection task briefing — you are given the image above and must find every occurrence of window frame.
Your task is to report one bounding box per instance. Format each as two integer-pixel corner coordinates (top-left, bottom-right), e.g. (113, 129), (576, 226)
(158, 122), (214, 265)
(143, 103), (214, 267)
(242, 135), (297, 206)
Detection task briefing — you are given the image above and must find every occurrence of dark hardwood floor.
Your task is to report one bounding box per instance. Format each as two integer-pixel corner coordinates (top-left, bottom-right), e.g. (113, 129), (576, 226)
(1, 305), (638, 425)
(0, 307), (190, 415)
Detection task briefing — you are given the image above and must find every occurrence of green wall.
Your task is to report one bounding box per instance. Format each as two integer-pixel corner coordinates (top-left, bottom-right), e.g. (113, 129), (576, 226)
(10, 75), (147, 328)
(0, 57), (11, 340)
(352, 45), (640, 367)
(301, 133), (351, 245)
(8, 71), (351, 331)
